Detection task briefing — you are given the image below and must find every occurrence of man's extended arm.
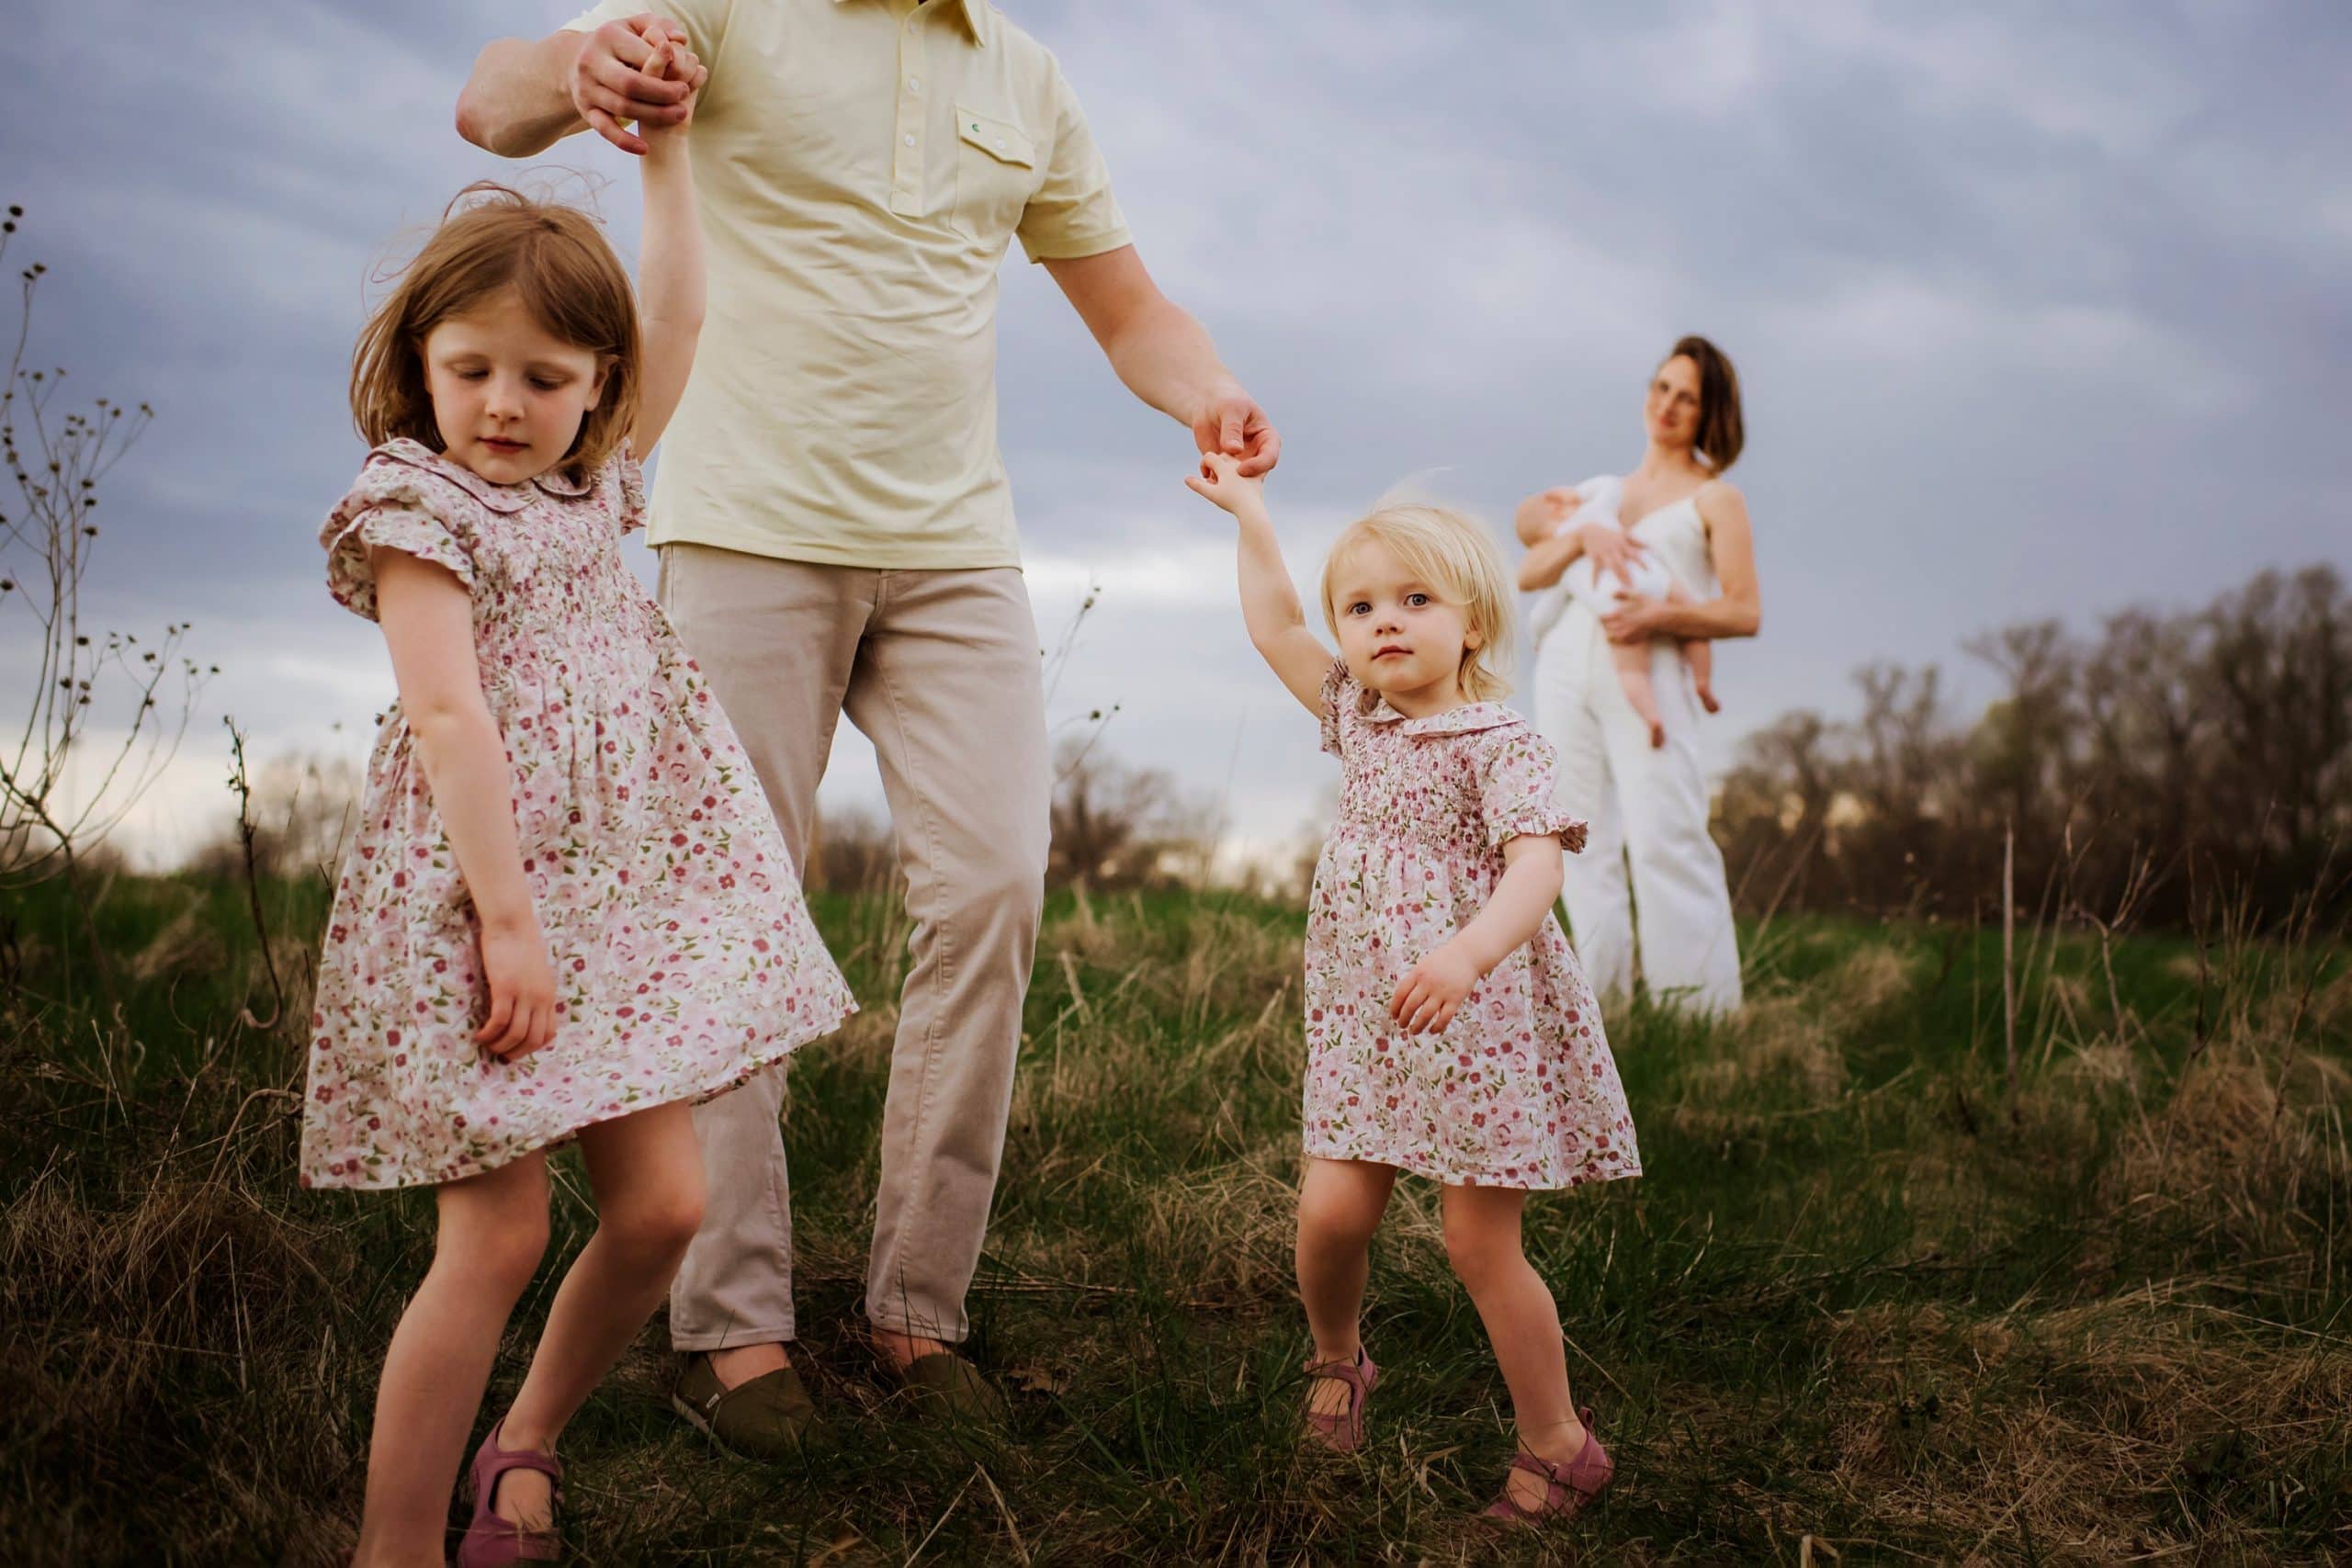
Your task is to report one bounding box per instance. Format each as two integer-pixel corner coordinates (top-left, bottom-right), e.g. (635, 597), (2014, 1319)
(456, 15), (697, 158)
(1044, 245), (1281, 477)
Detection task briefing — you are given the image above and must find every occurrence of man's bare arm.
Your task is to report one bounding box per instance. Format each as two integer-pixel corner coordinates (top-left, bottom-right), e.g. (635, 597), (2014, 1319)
(1045, 245), (1281, 477)
(456, 16), (697, 159)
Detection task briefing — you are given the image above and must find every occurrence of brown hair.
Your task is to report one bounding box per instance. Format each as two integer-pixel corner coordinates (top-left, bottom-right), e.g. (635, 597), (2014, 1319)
(350, 182), (640, 477)
(1664, 333), (1744, 474)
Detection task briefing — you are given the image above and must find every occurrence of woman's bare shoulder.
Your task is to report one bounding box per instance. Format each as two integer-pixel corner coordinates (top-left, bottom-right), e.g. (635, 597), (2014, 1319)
(1694, 477), (1750, 526)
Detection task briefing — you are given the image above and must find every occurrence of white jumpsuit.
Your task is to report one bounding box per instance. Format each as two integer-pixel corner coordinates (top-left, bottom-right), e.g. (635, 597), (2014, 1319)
(1531, 487), (1744, 1014)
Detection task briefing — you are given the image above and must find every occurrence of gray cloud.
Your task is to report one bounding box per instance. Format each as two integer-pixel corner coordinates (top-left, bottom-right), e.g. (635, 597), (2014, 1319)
(9, 0), (2347, 864)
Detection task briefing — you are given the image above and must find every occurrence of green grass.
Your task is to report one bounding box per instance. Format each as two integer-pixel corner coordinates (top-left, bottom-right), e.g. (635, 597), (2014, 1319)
(4, 870), (2348, 1563)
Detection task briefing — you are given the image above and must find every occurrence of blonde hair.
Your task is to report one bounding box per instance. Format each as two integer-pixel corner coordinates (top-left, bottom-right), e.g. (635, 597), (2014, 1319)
(1318, 500), (1518, 702)
(350, 182), (640, 479)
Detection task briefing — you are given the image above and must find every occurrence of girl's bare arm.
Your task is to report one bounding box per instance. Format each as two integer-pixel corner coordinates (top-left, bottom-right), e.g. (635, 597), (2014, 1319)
(373, 551), (556, 1057)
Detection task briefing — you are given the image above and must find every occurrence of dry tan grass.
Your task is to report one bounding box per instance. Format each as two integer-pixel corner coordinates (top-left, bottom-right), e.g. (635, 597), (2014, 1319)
(1821, 1292), (2352, 1564)
(2100, 1045), (2351, 1274)
(6, 879), (2346, 1562)
(126, 897), (223, 983)
(2055, 1038), (2143, 1093)
(1667, 945), (1922, 1134)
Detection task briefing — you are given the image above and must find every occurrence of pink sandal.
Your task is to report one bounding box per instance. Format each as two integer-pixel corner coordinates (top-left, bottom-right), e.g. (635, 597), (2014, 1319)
(1482, 1406), (1613, 1523)
(456, 1417), (564, 1566)
(1302, 1346), (1378, 1452)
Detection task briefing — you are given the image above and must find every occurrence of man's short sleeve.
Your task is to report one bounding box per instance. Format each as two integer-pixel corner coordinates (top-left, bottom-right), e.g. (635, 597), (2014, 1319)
(1016, 58), (1134, 264)
(562, 0), (727, 62)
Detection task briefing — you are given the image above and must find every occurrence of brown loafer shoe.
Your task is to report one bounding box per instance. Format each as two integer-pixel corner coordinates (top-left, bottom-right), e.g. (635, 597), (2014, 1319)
(895, 1350), (1011, 1429)
(673, 1353), (831, 1461)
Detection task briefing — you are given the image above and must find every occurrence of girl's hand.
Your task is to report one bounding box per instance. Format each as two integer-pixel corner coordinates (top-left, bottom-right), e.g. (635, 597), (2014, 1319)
(1600, 592), (1669, 644)
(638, 39), (707, 137)
(1184, 450), (1265, 517)
(1577, 520), (1649, 590)
(570, 15), (697, 157)
(1391, 939), (1481, 1036)
(476, 917), (560, 1061)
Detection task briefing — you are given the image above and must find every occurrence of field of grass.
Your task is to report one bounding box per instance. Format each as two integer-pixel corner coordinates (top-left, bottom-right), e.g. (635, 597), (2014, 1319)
(5, 867), (2348, 1564)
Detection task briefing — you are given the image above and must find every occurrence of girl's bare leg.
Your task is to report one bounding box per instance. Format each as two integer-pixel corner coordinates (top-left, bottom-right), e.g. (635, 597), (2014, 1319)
(487, 1101), (707, 1530)
(1440, 1183), (1593, 1512)
(352, 1156), (552, 1568)
(1295, 1156), (1398, 1417)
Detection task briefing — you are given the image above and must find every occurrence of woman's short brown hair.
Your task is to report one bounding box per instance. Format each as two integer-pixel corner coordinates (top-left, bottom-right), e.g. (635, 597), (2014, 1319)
(1665, 334), (1744, 474)
(350, 182), (640, 477)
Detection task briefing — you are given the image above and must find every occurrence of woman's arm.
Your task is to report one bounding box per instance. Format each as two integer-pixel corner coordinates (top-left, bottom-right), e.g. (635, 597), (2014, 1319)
(1518, 525), (1584, 592)
(374, 551), (557, 1059)
(1599, 482), (1760, 641)
(1390, 833), (1566, 1034)
(1184, 454), (1332, 715)
(631, 46), (705, 455)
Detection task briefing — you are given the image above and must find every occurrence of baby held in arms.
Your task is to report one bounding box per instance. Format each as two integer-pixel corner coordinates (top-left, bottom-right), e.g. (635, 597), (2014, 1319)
(1532, 477), (1718, 748)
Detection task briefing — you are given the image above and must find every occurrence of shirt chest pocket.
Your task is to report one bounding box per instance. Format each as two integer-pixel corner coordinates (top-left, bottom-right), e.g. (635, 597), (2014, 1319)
(951, 104), (1038, 242)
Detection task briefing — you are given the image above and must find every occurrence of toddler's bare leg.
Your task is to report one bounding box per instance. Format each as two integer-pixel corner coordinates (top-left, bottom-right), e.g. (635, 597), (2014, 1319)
(1295, 1157), (1398, 1418)
(1441, 1184), (1594, 1512)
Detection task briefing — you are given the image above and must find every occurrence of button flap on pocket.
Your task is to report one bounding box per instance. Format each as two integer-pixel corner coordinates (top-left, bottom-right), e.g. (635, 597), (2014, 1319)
(955, 105), (1035, 168)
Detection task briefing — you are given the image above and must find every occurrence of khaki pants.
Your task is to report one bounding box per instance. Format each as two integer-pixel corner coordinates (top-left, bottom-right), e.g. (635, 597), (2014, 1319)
(656, 544), (1049, 1348)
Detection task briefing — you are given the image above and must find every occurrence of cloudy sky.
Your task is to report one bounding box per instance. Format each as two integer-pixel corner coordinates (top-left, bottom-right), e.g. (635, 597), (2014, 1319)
(11, 1), (2350, 869)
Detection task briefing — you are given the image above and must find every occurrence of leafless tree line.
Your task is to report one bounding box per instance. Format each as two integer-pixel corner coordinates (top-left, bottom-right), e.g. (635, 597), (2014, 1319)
(1716, 563), (2352, 929)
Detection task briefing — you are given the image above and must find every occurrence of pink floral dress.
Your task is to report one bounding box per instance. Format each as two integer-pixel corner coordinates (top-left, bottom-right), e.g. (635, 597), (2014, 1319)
(300, 438), (856, 1190)
(1304, 660), (1640, 1190)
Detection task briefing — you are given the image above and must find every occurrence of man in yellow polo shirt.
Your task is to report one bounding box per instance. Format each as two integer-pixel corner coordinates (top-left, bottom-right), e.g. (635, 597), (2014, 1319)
(458, 1), (1277, 1452)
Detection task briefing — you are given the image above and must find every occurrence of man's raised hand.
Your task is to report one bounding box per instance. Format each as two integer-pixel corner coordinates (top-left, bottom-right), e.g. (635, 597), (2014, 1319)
(573, 14), (706, 155)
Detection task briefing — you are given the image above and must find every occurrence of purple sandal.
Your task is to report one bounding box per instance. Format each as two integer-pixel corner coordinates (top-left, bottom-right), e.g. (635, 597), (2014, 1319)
(456, 1417), (564, 1567)
(1482, 1406), (1613, 1523)
(1302, 1346), (1378, 1453)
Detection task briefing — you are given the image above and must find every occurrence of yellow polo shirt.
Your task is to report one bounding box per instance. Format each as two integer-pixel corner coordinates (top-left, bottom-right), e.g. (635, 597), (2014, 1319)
(564, 0), (1133, 568)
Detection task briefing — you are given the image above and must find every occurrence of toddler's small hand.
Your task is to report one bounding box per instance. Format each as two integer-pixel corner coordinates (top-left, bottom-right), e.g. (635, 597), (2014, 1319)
(1391, 940), (1480, 1036)
(1183, 450), (1263, 516)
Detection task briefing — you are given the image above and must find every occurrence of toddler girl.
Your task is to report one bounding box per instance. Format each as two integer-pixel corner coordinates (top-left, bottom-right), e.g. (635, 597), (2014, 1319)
(1186, 454), (1641, 1523)
(305, 46), (854, 1566)
(1526, 476), (1719, 748)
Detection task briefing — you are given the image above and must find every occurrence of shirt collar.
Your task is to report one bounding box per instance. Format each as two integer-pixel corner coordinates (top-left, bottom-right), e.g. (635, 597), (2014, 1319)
(371, 437), (593, 513)
(1359, 694), (1524, 739)
(835, 0), (991, 47)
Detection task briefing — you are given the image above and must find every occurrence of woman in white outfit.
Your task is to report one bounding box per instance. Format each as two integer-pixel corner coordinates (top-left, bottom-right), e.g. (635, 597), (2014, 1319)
(1514, 337), (1761, 1014)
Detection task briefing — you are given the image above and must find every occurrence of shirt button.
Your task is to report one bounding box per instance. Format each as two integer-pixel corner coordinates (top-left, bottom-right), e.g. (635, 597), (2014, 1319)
(993, 139), (1007, 152)
(908, 74), (921, 92)
(903, 132), (917, 148)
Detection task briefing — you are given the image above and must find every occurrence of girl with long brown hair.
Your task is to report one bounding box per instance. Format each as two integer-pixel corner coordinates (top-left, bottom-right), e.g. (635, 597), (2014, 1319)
(309, 49), (853, 1565)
